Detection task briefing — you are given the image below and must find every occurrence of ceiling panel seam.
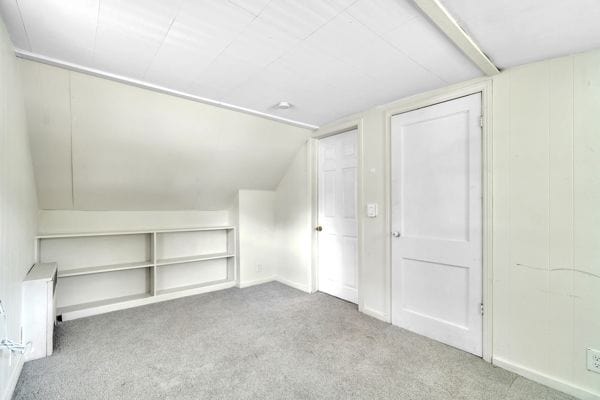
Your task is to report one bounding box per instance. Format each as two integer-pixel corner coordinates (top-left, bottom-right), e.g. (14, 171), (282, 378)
(91, 0), (101, 64)
(14, 0), (31, 51)
(193, 0), (272, 83)
(142, 1), (184, 80)
(215, 0), (363, 102)
(346, 12), (449, 84)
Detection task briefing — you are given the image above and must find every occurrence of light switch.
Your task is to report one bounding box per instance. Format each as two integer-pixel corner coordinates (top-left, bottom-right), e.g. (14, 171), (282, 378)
(367, 203), (378, 218)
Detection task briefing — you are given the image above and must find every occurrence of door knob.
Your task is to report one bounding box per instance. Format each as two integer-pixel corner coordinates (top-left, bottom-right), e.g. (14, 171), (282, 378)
(391, 231), (400, 237)
(315, 226), (323, 232)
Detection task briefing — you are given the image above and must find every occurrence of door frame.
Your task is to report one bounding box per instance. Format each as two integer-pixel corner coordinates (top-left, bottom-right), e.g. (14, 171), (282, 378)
(385, 80), (493, 362)
(310, 119), (365, 308)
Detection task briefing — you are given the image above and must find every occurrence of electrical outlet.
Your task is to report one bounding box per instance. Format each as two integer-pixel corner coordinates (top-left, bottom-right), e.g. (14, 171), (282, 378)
(587, 348), (600, 374)
(256, 264), (263, 273)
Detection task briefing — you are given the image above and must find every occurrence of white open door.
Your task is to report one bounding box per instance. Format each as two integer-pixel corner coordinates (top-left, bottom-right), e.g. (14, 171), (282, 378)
(391, 93), (483, 356)
(317, 129), (358, 304)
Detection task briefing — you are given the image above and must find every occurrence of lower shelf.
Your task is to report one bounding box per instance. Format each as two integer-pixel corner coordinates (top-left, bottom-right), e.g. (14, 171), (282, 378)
(57, 292), (152, 316)
(156, 278), (231, 296)
(57, 280), (236, 321)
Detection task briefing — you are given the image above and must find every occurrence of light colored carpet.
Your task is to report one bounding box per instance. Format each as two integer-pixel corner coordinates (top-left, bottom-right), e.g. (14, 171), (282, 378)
(14, 282), (574, 400)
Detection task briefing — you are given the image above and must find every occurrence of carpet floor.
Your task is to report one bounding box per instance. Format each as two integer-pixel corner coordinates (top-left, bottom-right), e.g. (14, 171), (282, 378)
(14, 282), (574, 400)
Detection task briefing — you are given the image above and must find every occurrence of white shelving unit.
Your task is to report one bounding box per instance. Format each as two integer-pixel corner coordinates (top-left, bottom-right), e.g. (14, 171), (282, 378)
(35, 226), (236, 321)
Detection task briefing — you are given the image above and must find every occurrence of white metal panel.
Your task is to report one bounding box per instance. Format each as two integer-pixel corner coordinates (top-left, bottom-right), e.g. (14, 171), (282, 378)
(17, 0), (98, 65)
(346, 0), (420, 35)
(0, 0), (30, 50)
(93, 0), (181, 78)
(391, 93), (482, 356)
(384, 14), (482, 84)
(441, 0), (600, 69)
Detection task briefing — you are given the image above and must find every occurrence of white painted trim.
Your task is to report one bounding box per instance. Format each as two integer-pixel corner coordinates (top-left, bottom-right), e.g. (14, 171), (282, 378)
(383, 78), (494, 362)
(493, 357), (600, 400)
(14, 50), (319, 130)
(1, 352), (24, 400)
(361, 307), (389, 323)
(310, 119), (365, 307)
(237, 276), (276, 288)
(413, 0), (499, 76)
(276, 276), (310, 293)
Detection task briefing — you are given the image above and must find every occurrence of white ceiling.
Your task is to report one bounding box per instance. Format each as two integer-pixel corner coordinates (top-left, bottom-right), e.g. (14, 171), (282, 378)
(0, 0), (482, 127)
(439, 0), (600, 69)
(2, 1), (600, 126)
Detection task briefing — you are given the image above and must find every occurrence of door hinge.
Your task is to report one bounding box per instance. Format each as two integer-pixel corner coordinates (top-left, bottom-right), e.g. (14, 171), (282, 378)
(480, 303), (484, 315)
(479, 115), (484, 128)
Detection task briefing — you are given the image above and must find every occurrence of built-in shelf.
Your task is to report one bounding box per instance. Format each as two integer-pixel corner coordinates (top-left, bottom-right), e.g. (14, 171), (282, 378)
(36, 226), (235, 239)
(156, 252), (235, 267)
(57, 292), (153, 316)
(36, 226), (237, 321)
(58, 261), (153, 278)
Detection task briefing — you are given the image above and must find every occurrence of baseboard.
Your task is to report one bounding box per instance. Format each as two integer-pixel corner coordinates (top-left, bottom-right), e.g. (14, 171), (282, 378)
(493, 357), (600, 400)
(237, 276), (276, 288)
(361, 306), (390, 323)
(1, 352), (24, 400)
(275, 276), (310, 293)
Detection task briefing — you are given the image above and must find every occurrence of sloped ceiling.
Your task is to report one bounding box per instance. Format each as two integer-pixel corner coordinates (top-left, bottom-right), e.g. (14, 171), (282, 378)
(0, 0), (482, 126)
(21, 60), (310, 211)
(439, 0), (600, 69)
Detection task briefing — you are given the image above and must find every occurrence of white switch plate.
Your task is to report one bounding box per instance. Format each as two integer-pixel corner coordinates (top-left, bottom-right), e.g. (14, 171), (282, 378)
(366, 203), (378, 218)
(587, 348), (600, 374)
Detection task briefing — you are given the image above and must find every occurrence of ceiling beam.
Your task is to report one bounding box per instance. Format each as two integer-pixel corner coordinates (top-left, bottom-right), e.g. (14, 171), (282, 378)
(14, 49), (320, 130)
(413, 0), (500, 76)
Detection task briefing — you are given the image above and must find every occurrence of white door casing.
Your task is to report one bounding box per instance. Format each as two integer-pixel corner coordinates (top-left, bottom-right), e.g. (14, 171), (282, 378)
(390, 93), (483, 356)
(318, 129), (358, 304)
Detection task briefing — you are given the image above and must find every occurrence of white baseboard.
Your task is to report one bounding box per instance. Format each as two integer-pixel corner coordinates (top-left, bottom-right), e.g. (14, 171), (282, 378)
(361, 306), (390, 323)
(237, 276), (276, 288)
(493, 357), (600, 400)
(275, 276), (310, 293)
(1, 352), (24, 400)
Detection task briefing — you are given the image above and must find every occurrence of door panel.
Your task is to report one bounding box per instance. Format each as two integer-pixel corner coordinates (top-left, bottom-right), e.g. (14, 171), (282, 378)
(391, 94), (482, 356)
(318, 129), (358, 303)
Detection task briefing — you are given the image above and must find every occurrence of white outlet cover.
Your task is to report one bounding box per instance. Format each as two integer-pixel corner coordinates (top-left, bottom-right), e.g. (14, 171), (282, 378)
(587, 348), (600, 374)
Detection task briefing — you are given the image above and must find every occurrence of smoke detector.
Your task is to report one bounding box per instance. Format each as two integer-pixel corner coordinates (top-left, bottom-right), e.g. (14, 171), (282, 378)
(274, 101), (293, 110)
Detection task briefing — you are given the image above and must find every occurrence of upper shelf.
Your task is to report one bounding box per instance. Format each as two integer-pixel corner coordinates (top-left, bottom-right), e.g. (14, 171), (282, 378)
(36, 226), (235, 239)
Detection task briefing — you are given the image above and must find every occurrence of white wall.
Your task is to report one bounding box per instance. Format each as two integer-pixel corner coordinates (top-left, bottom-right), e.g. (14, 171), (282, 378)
(315, 49), (600, 398)
(20, 59), (311, 211)
(0, 19), (38, 400)
(274, 143), (312, 292)
(236, 190), (277, 287)
(37, 210), (230, 234)
(492, 50), (600, 398)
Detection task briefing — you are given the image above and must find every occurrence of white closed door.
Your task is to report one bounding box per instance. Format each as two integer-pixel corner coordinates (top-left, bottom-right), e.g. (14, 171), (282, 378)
(391, 93), (482, 356)
(318, 129), (358, 304)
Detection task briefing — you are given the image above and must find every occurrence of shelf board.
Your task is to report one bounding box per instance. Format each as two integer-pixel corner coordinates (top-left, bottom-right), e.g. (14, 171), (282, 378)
(156, 252), (234, 266)
(57, 292), (152, 316)
(36, 226), (235, 239)
(58, 261), (153, 278)
(156, 279), (231, 296)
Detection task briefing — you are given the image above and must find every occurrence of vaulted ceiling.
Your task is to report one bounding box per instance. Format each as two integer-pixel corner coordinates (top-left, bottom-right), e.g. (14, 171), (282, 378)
(2, 1), (600, 127)
(0, 0), (480, 127)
